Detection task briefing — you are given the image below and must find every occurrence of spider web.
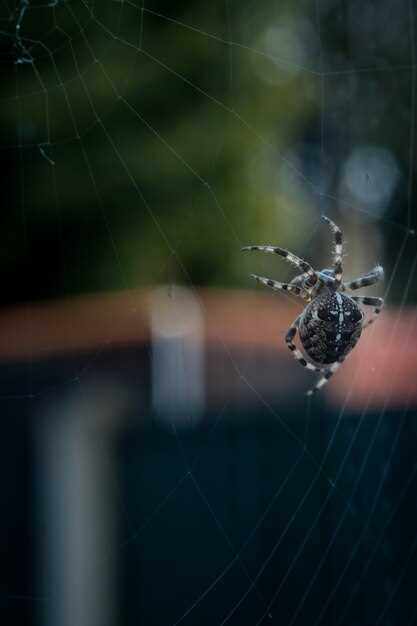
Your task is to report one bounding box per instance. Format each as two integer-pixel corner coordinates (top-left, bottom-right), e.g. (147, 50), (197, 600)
(1, 1), (417, 625)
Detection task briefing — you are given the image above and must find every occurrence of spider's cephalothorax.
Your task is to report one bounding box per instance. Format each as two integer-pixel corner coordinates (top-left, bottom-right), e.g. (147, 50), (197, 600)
(242, 216), (384, 395)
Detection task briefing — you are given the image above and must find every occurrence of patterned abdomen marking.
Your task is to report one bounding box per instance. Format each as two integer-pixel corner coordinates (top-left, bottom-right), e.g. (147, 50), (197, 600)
(299, 292), (363, 364)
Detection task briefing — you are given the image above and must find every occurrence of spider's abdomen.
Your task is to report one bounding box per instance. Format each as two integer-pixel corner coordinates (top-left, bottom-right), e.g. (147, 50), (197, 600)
(299, 292), (363, 364)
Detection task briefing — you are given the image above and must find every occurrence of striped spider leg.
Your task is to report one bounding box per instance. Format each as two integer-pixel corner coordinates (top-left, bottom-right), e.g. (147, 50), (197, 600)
(306, 359), (346, 396)
(343, 266), (384, 327)
(352, 295), (384, 329)
(343, 265), (384, 292)
(321, 215), (343, 286)
(250, 274), (310, 299)
(241, 244), (318, 290)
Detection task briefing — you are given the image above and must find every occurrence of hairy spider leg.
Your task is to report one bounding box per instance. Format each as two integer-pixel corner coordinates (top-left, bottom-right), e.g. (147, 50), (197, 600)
(352, 295), (384, 329)
(289, 271), (315, 301)
(343, 265), (384, 291)
(241, 245), (318, 289)
(306, 358), (345, 396)
(285, 318), (325, 372)
(322, 216), (343, 286)
(289, 271), (310, 286)
(250, 274), (309, 298)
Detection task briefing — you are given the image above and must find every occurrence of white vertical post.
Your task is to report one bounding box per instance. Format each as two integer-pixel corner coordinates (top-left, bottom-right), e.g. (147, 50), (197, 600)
(37, 382), (125, 626)
(150, 285), (205, 426)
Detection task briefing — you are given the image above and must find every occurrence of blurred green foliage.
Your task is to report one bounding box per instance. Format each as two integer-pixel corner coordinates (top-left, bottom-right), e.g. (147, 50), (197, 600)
(0, 0), (318, 302)
(1, 0), (416, 304)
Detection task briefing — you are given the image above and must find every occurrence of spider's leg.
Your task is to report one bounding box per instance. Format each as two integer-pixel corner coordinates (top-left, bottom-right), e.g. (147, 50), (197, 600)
(352, 295), (384, 329)
(285, 318), (324, 372)
(250, 274), (309, 299)
(306, 359), (344, 396)
(322, 216), (343, 286)
(289, 272), (315, 302)
(289, 272), (310, 286)
(242, 245), (318, 288)
(342, 265), (384, 291)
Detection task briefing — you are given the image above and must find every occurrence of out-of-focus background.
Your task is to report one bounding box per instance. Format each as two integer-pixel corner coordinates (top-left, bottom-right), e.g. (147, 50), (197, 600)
(1, 1), (417, 625)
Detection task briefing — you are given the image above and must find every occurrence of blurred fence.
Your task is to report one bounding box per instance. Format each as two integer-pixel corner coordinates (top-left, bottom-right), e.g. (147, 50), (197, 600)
(1, 288), (417, 626)
(0, 287), (416, 409)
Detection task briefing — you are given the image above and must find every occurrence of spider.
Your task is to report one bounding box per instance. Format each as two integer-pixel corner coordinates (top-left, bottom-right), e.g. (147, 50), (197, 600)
(242, 216), (384, 395)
